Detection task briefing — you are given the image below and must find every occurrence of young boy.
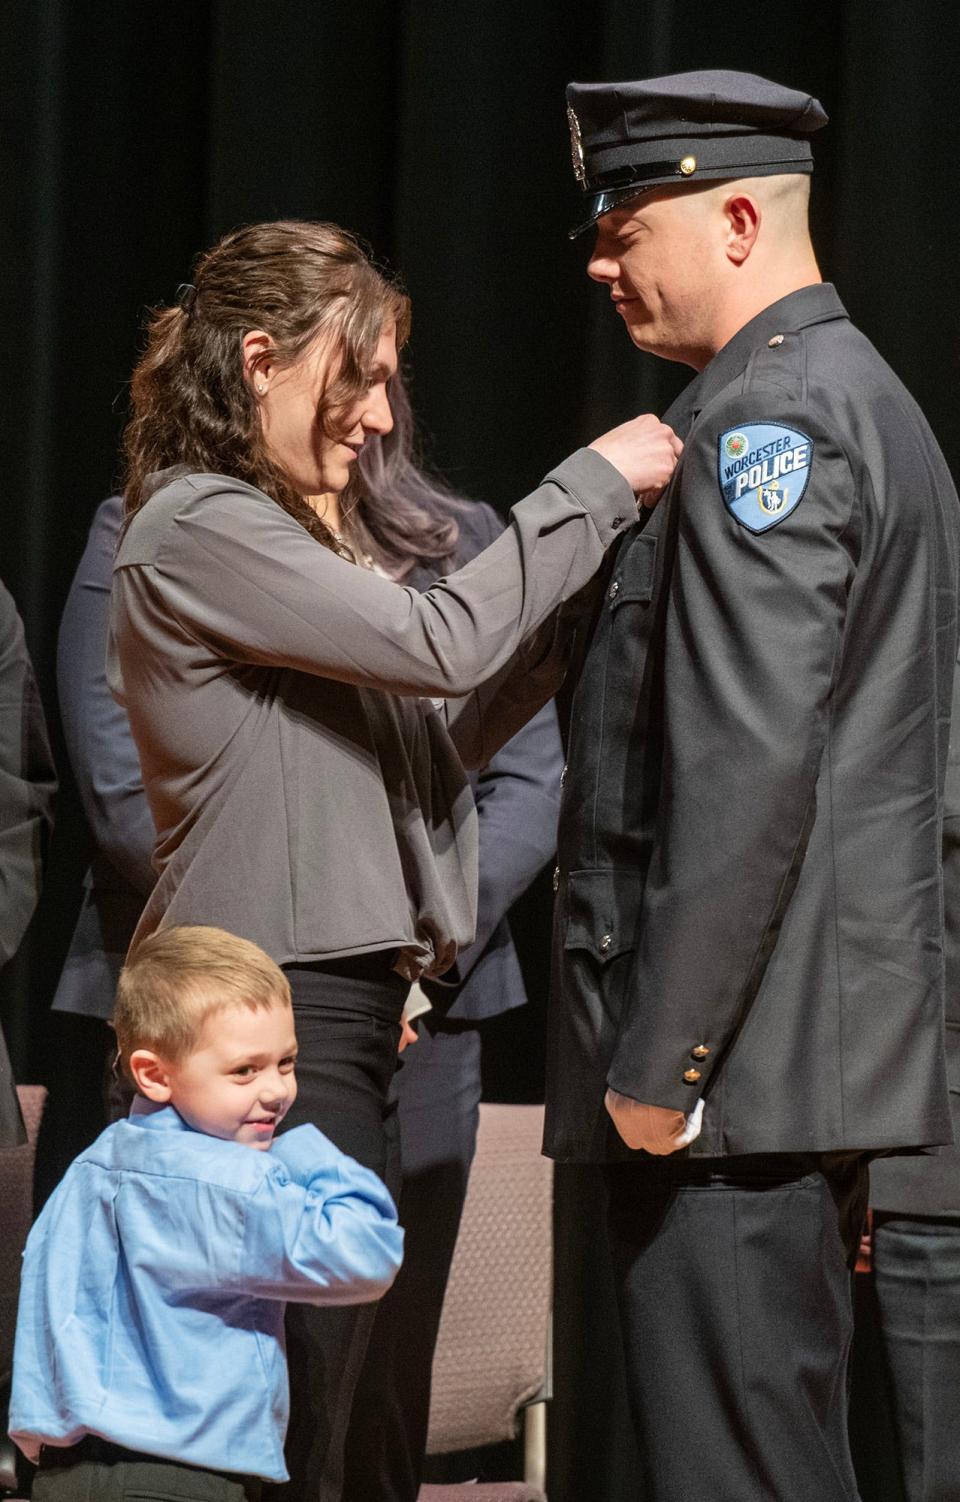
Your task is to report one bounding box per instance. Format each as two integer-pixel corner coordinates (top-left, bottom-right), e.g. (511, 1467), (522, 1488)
(9, 924), (403, 1500)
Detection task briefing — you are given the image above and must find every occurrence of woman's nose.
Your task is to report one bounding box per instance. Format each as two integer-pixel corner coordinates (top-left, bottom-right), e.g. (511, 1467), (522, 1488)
(363, 387), (394, 437)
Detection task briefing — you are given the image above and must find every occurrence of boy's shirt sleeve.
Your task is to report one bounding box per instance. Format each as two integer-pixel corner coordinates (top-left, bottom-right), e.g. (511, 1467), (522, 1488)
(234, 1125), (403, 1304)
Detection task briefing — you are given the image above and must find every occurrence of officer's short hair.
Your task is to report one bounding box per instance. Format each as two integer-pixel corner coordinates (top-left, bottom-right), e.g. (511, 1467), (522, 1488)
(113, 924), (291, 1070)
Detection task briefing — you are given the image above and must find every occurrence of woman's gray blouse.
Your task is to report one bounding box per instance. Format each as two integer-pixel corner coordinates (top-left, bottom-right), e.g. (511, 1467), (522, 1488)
(108, 449), (633, 979)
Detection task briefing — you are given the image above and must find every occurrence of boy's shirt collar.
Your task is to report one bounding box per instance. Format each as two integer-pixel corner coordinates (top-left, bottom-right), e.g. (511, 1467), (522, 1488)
(126, 1098), (280, 1154)
(128, 1098), (194, 1132)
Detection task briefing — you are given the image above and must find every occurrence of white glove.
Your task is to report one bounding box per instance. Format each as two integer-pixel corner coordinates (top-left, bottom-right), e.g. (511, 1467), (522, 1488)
(604, 1090), (705, 1155)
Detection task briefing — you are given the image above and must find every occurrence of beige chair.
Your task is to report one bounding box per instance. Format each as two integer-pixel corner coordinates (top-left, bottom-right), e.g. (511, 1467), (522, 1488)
(418, 1103), (553, 1502)
(1, 1085), (47, 1495)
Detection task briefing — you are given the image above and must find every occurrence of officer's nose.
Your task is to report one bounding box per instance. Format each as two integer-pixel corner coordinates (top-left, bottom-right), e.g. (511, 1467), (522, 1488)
(586, 247), (619, 285)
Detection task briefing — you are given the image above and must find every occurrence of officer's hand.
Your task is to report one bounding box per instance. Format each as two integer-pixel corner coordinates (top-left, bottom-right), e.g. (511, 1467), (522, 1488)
(589, 414), (683, 504)
(604, 1090), (704, 1155)
(397, 1016), (419, 1053)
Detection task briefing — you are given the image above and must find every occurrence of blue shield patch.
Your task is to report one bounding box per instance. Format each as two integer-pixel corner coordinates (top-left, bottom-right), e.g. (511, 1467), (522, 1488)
(717, 422), (813, 534)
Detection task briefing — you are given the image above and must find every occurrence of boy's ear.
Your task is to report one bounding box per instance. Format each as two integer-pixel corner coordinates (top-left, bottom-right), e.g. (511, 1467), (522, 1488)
(127, 1049), (174, 1102)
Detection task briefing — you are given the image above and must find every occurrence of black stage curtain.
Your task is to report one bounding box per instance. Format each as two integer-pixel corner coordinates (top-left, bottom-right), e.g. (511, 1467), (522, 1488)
(3, 3), (959, 1497)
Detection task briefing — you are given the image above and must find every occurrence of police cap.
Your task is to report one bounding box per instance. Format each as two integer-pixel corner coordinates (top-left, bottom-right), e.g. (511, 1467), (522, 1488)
(566, 69), (828, 238)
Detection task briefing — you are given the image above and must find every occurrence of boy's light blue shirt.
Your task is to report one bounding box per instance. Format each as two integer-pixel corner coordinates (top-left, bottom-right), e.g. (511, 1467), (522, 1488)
(10, 1102), (403, 1481)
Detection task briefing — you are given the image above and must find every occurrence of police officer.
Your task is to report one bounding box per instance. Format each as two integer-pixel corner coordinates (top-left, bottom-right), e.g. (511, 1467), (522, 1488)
(547, 70), (960, 1500)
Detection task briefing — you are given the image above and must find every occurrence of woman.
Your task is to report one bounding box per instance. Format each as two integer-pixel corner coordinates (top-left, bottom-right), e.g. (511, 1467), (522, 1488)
(112, 219), (679, 1500)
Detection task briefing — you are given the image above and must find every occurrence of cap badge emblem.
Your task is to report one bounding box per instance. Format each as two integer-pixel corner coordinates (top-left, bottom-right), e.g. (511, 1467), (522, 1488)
(679, 154), (697, 175)
(567, 105), (586, 185)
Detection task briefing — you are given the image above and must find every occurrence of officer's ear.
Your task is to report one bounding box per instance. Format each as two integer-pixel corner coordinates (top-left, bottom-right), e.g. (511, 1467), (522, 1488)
(721, 192), (761, 266)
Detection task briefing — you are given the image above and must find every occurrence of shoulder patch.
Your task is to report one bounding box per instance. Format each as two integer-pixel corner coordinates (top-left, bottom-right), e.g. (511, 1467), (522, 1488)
(717, 422), (813, 534)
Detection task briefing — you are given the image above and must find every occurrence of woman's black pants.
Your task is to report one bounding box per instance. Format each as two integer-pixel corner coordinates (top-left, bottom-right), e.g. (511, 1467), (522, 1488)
(264, 956), (407, 1502)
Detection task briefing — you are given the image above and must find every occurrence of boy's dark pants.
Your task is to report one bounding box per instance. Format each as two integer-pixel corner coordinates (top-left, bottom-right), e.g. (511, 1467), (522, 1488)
(33, 1449), (260, 1501)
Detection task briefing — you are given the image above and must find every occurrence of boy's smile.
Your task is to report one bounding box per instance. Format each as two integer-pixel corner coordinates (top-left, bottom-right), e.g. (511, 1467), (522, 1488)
(133, 999), (298, 1150)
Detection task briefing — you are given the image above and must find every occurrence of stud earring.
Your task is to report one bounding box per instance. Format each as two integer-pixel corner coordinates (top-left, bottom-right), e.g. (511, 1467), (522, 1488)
(256, 381), (266, 394)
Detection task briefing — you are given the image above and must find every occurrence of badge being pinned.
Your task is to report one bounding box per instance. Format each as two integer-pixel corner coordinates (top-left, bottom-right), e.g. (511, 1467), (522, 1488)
(717, 422), (813, 534)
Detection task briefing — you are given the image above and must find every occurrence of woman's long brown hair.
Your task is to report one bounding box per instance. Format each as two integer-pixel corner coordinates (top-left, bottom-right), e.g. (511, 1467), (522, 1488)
(122, 220), (411, 551)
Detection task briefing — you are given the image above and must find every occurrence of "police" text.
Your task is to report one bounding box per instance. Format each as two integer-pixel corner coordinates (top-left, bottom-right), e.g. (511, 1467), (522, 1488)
(733, 443), (809, 500)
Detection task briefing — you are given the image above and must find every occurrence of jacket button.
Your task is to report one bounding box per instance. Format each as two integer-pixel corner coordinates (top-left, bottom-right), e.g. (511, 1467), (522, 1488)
(552, 865), (560, 893)
(608, 579), (620, 601)
(683, 1069), (702, 1085)
(691, 1045), (710, 1060)
(599, 932), (612, 953)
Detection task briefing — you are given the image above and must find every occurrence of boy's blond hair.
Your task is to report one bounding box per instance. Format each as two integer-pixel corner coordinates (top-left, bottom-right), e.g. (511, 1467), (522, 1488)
(113, 925), (291, 1070)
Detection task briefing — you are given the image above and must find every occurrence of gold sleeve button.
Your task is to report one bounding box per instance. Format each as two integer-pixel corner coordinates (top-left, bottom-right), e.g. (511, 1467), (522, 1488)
(691, 1045), (710, 1060)
(683, 1069), (702, 1085)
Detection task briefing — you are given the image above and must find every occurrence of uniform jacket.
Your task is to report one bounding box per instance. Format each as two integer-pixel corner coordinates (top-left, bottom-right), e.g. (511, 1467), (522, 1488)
(545, 283), (960, 1162)
(108, 453), (630, 979)
(871, 642), (960, 1213)
(0, 582), (56, 1144)
(55, 497), (563, 1025)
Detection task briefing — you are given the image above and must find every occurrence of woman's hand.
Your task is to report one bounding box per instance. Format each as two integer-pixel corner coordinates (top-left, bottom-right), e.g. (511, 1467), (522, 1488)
(589, 413), (683, 505)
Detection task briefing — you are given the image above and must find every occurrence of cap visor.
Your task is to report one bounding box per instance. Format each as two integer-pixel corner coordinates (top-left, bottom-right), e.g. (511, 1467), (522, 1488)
(567, 184), (651, 239)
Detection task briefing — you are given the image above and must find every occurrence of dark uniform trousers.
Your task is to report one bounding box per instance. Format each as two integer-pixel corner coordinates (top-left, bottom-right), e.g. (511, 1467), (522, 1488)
(866, 1215), (960, 1502)
(605, 1153), (868, 1502)
(546, 285), (960, 1502)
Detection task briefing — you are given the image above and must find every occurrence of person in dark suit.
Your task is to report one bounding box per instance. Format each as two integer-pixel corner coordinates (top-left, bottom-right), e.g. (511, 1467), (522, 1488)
(547, 71), (960, 1501)
(342, 450), (563, 1502)
(854, 644), (960, 1502)
(0, 581), (56, 1145)
(54, 371), (564, 1502)
(53, 497), (156, 1029)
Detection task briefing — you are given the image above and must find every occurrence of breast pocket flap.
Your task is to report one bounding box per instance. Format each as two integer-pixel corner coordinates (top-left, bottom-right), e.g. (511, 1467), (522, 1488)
(562, 868), (644, 963)
(608, 532), (657, 611)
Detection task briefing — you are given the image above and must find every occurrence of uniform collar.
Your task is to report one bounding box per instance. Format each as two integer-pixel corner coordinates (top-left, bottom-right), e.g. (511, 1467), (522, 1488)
(684, 282), (848, 421)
